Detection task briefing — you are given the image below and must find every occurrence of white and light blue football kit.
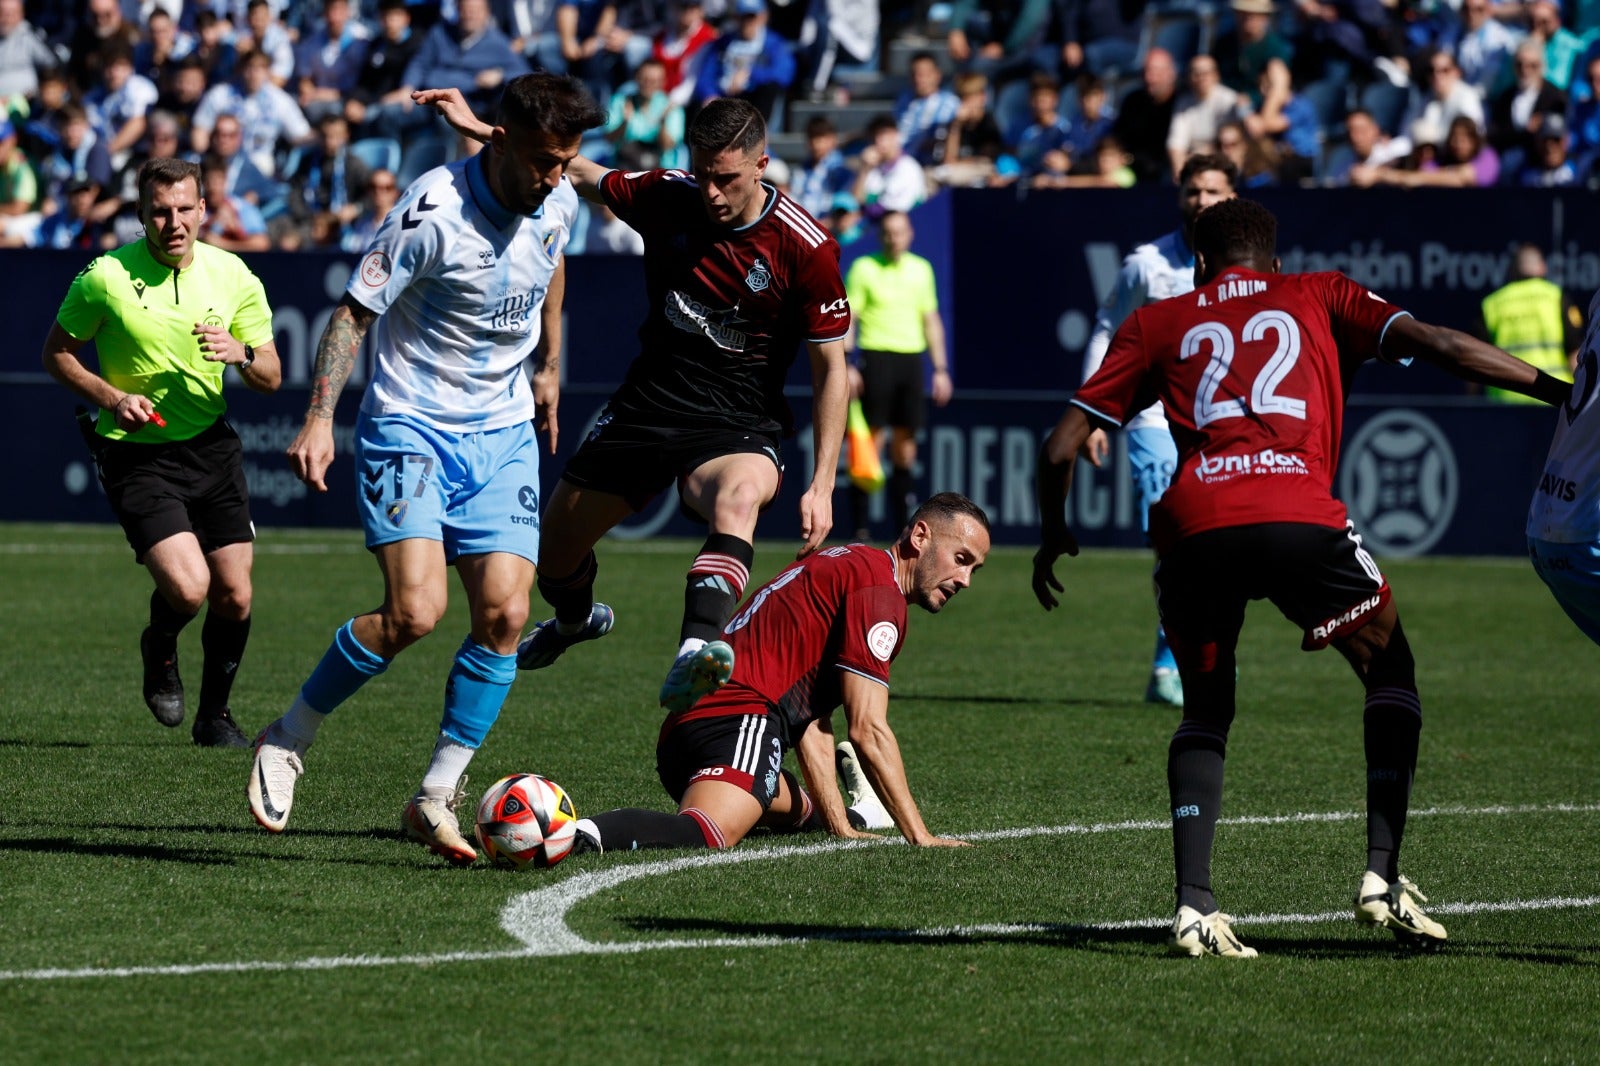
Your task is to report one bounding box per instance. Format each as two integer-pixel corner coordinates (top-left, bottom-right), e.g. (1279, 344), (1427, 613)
(1528, 291), (1600, 644)
(1083, 229), (1192, 682)
(347, 152), (578, 561)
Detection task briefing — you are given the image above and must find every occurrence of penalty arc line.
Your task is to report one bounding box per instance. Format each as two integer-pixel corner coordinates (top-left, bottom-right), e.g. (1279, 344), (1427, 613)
(2, 801), (1596, 981)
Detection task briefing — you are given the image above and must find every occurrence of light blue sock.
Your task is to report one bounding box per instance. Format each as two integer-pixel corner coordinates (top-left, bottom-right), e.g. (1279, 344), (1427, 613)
(1153, 624), (1178, 673)
(300, 620), (390, 714)
(440, 637), (517, 748)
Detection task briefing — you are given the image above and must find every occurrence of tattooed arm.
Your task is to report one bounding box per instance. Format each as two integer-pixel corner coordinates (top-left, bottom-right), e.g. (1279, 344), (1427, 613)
(287, 295), (377, 492)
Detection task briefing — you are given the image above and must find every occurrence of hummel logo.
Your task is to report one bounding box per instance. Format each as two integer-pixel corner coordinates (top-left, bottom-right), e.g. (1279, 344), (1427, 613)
(400, 192), (439, 230)
(361, 467), (385, 504)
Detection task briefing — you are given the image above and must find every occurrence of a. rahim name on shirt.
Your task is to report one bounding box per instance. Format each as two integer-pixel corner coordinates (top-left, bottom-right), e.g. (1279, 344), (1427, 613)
(666, 289), (749, 351)
(1194, 447), (1308, 483)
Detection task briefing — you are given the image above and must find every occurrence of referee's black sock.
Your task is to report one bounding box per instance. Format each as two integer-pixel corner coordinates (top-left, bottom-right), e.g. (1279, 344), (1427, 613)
(537, 551), (599, 628)
(889, 465), (915, 534)
(198, 612), (251, 716)
(681, 533), (753, 645)
(1363, 686), (1422, 883)
(1169, 721), (1229, 914)
(148, 589), (198, 655)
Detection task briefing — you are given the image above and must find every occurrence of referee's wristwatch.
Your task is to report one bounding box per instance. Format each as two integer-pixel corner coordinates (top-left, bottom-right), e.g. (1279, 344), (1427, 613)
(240, 344), (255, 370)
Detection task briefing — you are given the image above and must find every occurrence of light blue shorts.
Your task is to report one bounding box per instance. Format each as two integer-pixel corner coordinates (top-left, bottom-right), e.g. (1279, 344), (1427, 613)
(1528, 537), (1600, 646)
(356, 412), (540, 563)
(1127, 426), (1178, 536)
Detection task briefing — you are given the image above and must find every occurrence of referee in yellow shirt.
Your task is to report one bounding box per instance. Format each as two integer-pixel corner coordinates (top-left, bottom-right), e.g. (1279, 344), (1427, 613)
(41, 157), (282, 747)
(844, 210), (950, 541)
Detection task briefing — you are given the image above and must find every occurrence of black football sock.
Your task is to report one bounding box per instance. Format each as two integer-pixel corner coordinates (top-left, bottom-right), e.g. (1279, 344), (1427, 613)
(1169, 721), (1230, 914)
(889, 465), (914, 533)
(198, 612), (251, 716)
(537, 551), (598, 628)
(1363, 686), (1422, 883)
(587, 808), (715, 850)
(148, 588), (198, 653)
(681, 533), (753, 645)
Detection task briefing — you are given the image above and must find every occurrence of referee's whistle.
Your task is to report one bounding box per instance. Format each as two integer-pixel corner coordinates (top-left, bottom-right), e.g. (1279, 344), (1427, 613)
(149, 410), (167, 428)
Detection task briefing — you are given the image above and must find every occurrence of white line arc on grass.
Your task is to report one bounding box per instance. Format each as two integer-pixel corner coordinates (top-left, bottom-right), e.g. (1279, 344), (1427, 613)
(2, 802), (1596, 981)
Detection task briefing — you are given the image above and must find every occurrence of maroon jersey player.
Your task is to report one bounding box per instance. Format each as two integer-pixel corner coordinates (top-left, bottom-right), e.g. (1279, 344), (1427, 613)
(417, 88), (852, 715)
(1032, 199), (1568, 958)
(568, 493), (990, 854)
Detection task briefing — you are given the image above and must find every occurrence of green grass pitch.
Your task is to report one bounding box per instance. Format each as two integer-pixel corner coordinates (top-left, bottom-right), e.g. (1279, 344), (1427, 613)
(0, 522), (1596, 1063)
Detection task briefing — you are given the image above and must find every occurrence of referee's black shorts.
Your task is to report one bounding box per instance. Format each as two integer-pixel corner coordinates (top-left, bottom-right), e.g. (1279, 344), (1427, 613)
(95, 418), (254, 562)
(561, 413), (785, 514)
(859, 349), (926, 431)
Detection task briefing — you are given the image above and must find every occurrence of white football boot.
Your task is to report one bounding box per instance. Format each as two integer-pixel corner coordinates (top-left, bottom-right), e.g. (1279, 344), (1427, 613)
(1170, 906), (1259, 958)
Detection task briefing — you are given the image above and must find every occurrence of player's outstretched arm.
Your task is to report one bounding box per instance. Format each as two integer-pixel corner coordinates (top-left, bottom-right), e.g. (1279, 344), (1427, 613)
(794, 716), (878, 839)
(1033, 406), (1090, 610)
(288, 295), (376, 492)
(411, 86), (608, 203)
(1384, 316), (1573, 406)
(798, 338), (849, 557)
(841, 672), (969, 847)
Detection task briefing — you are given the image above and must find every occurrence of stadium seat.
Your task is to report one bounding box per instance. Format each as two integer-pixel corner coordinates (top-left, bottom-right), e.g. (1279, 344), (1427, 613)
(350, 137), (401, 175)
(397, 133), (451, 187)
(1299, 78), (1348, 136)
(1358, 81), (1411, 138)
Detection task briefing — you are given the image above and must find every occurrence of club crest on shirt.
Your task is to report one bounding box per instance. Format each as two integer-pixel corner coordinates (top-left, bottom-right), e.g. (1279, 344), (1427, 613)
(540, 228), (562, 264)
(745, 256), (771, 293)
(386, 500), (408, 526)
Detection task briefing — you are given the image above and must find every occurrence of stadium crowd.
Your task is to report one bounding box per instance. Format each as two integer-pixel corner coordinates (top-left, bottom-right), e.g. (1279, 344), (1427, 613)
(2, 0), (1598, 254)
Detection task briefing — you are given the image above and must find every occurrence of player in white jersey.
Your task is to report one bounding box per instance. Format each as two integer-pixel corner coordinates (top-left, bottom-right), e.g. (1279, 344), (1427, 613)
(248, 73), (608, 864)
(1078, 153), (1236, 705)
(1528, 288), (1600, 643)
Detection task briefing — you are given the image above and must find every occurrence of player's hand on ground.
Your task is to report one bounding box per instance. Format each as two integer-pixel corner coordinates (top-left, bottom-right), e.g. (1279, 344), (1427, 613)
(112, 392), (160, 432)
(411, 87), (490, 142)
(916, 835), (972, 848)
(532, 365), (559, 454)
(797, 485), (833, 557)
(1080, 427), (1109, 467)
(833, 826), (883, 840)
(287, 418), (337, 492)
(1031, 531), (1079, 610)
(193, 322), (245, 365)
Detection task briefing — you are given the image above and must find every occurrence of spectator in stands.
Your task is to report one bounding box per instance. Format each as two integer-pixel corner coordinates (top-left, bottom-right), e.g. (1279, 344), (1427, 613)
(189, 11), (238, 86)
(938, 71), (1007, 176)
(1114, 47), (1180, 184)
(91, 45), (161, 172)
(1354, 113), (1500, 186)
(133, 8), (191, 88)
(203, 111), (283, 205)
(854, 114), (926, 218)
(1568, 55), (1600, 179)
(1516, 112), (1581, 184)
(586, 197), (647, 253)
(497, 0), (564, 71)
(67, 0), (140, 97)
(34, 176), (112, 249)
(237, 0), (297, 88)
(1214, 0), (1294, 106)
(1454, 0), (1524, 98)
(826, 189), (863, 244)
(0, 117), (39, 247)
(346, 0), (425, 141)
(1034, 132), (1135, 188)
(897, 52), (960, 167)
(0, 0), (58, 102)
(553, 0), (625, 104)
(1489, 38), (1568, 157)
(1403, 50), (1486, 146)
(40, 105), (115, 213)
(692, 0), (795, 125)
(1289, 0), (1403, 85)
(1243, 58), (1318, 184)
(1167, 54), (1249, 180)
(402, 0), (530, 120)
(1061, 72), (1114, 165)
(159, 55), (211, 150)
(1215, 118), (1281, 186)
(1010, 73), (1073, 182)
(604, 56), (684, 169)
(791, 115), (852, 218)
(652, 0), (717, 108)
(296, 0), (372, 125)
(193, 48), (314, 178)
(1530, 0), (1584, 92)
(279, 112), (370, 249)
(198, 151), (271, 251)
(946, 0), (1060, 87)
(1322, 106), (1411, 183)
(798, 0), (878, 96)
(340, 166), (400, 252)
(1058, 0), (1143, 81)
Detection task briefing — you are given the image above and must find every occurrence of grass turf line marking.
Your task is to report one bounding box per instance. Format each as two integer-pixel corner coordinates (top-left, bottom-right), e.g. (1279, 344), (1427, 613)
(2, 802), (1595, 981)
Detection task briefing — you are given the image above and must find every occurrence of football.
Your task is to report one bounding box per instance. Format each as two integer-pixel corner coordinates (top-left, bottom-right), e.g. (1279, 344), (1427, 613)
(473, 773), (579, 869)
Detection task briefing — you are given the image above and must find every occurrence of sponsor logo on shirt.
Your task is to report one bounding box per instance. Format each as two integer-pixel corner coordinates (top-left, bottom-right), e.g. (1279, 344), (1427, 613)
(490, 290), (537, 333)
(819, 297), (848, 315)
(665, 289), (748, 351)
(866, 621), (898, 662)
(360, 249), (392, 287)
(1194, 447), (1308, 484)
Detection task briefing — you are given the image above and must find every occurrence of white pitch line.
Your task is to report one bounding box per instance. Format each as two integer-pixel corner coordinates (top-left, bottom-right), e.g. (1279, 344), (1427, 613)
(2, 802), (1596, 982)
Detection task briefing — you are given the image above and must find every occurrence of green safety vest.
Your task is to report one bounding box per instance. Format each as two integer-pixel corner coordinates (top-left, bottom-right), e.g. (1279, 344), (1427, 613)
(1480, 277), (1569, 404)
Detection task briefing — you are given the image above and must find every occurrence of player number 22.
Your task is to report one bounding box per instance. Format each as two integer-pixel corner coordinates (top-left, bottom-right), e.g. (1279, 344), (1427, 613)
(1179, 310), (1307, 428)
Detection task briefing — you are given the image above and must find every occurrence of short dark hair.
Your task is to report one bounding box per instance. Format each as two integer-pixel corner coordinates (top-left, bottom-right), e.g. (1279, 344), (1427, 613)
(1178, 151), (1238, 189)
(139, 155), (201, 209)
(1192, 197), (1276, 268)
(910, 492), (990, 535)
(910, 51), (939, 68)
(866, 113), (898, 138)
(687, 97), (766, 158)
(496, 72), (606, 138)
(804, 115), (835, 138)
(198, 151), (228, 180)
